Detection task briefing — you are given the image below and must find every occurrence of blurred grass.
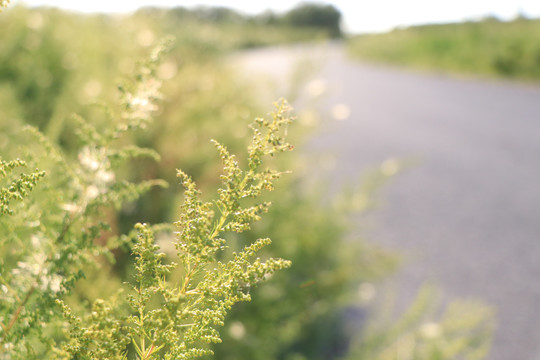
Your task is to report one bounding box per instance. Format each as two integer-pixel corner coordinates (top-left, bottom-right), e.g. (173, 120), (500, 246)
(348, 16), (540, 81)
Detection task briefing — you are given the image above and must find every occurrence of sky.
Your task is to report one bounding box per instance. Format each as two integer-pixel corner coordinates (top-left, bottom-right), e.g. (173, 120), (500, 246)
(11, 0), (540, 33)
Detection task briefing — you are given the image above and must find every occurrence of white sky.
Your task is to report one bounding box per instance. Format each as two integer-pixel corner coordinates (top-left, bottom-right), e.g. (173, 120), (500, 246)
(12, 0), (540, 33)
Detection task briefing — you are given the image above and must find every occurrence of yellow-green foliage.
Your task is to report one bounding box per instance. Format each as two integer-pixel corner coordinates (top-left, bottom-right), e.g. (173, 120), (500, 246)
(55, 101), (295, 360)
(0, 4), (495, 360)
(348, 17), (540, 80)
(0, 29), (295, 357)
(0, 159), (44, 215)
(0, 38), (172, 358)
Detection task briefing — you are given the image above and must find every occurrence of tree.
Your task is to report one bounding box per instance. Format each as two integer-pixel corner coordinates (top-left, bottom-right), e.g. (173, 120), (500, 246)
(284, 3), (342, 38)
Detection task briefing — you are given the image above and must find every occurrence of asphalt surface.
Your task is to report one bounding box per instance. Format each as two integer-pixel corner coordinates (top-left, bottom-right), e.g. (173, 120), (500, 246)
(231, 42), (540, 360)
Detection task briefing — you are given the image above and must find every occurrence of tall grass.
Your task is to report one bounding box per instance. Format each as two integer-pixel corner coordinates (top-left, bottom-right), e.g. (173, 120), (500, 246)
(348, 17), (540, 81)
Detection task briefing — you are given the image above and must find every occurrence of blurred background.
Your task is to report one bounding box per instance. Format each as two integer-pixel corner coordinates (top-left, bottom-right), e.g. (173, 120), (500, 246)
(3, 0), (540, 359)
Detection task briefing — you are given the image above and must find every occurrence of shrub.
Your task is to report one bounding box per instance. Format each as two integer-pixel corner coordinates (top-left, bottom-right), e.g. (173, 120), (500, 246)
(283, 3), (342, 38)
(0, 22), (297, 356)
(0, 4), (494, 359)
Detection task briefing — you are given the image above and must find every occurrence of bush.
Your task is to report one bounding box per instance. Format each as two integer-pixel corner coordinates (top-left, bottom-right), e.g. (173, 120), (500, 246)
(0, 32), (297, 357)
(283, 3), (342, 38)
(0, 4), (494, 359)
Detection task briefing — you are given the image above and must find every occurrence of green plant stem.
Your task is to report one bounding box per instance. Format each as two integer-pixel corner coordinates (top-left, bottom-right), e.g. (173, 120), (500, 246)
(0, 281), (37, 351)
(0, 192), (83, 352)
(180, 207), (230, 295)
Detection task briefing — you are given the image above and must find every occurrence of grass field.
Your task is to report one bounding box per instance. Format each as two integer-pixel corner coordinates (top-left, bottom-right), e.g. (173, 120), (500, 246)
(348, 17), (540, 81)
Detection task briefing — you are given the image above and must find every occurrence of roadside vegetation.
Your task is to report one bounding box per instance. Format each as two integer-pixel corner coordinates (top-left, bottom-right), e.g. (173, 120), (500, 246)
(1, 2), (493, 359)
(348, 16), (540, 81)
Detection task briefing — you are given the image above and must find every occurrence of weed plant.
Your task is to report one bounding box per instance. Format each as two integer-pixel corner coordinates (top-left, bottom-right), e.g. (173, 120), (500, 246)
(0, 31), (296, 357)
(1, 3), (494, 359)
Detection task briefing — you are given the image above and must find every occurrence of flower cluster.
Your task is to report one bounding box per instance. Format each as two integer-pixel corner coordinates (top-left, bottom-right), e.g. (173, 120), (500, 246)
(125, 78), (161, 123)
(78, 146), (115, 201)
(119, 36), (174, 130)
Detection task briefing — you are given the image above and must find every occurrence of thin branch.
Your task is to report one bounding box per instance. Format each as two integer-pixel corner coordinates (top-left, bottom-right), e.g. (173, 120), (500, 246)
(0, 282), (37, 349)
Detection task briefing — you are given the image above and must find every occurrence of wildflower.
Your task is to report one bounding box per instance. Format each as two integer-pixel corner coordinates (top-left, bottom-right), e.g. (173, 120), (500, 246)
(41, 274), (63, 294)
(78, 146), (115, 200)
(124, 77), (161, 123)
(85, 185), (100, 200)
(79, 146), (105, 172)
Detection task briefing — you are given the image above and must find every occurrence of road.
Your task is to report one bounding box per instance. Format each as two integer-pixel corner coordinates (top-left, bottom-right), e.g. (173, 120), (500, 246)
(230, 42), (540, 360)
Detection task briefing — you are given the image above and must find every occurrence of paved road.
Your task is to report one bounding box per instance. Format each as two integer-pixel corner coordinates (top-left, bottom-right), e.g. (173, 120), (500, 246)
(230, 42), (540, 360)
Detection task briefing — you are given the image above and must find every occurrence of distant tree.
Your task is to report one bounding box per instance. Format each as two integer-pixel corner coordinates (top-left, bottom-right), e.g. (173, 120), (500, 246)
(284, 3), (342, 37)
